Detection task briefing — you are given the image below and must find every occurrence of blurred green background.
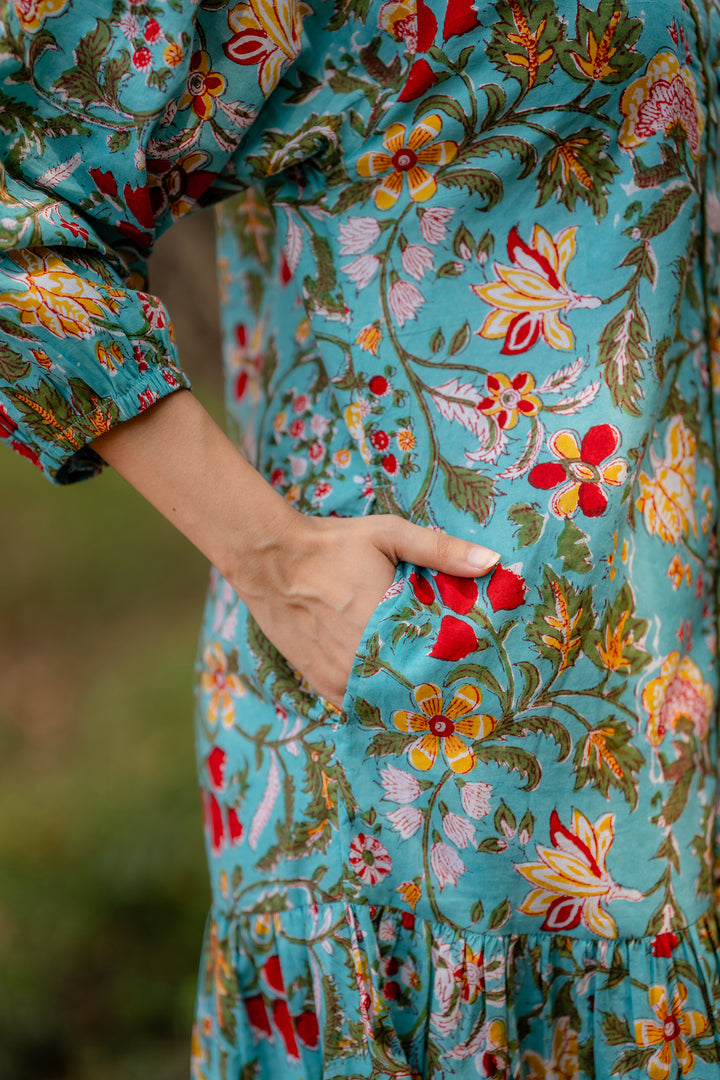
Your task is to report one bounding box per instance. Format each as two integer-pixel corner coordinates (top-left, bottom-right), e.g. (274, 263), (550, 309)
(1, 211), (224, 1079)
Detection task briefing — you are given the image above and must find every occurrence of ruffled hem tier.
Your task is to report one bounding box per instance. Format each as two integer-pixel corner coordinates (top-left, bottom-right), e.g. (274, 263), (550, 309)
(191, 900), (720, 1079)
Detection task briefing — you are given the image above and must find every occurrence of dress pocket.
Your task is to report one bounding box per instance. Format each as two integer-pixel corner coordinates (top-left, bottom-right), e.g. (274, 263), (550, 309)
(340, 561), (411, 717)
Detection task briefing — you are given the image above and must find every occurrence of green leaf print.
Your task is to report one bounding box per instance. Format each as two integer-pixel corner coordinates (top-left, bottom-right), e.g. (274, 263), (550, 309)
(536, 127), (621, 221)
(508, 502), (545, 548)
(626, 185), (693, 240)
(438, 169), (504, 209)
(555, 518), (593, 575)
(439, 460), (495, 524)
(0, 339), (30, 382)
(584, 581), (651, 676)
(53, 19), (113, 108)
(573, 718), (645, 809)
(597, 300), (648, 416)
(487, 0), (563, 91)
(556, 0), (645, 85)
(525, 567), (594, 674)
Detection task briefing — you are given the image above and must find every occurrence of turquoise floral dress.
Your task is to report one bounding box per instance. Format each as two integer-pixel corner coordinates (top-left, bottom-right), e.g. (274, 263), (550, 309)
(3, 0), (720, 1075)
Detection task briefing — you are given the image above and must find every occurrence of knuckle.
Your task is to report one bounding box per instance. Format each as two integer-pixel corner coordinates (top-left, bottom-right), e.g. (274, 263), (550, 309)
(433, 530), (452, 561)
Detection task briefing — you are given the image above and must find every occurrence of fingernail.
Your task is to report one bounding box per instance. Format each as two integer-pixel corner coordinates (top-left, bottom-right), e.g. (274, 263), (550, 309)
(467, 545), (501, 571)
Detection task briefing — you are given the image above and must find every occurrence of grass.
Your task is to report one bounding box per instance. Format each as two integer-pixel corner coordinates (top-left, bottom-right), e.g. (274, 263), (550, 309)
(1, 396), (217, 1079)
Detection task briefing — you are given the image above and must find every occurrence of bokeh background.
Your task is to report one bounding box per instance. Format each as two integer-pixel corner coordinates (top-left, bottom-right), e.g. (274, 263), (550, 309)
(1, 210), (224, 1080)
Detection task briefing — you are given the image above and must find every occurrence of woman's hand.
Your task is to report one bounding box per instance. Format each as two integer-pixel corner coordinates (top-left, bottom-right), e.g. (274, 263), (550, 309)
(236, 511), (500, 709)
(91, 390), (500, 709)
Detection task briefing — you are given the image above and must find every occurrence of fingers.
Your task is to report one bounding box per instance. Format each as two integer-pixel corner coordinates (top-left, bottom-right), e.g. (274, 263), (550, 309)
(377, 517), (501, 577)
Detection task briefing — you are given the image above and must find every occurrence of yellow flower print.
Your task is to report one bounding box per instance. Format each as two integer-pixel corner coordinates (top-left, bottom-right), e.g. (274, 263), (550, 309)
(636, 416), (697, 543)
(13, 0), (68, 34)
(224, 0), (311, 98)
(332, 448), (352, 468)
(355, 323), (382, 355)
(396, 880), (422, 909)
(357, 115), (458, 211)
(607, 529), (629, 581)
(642, 652), (714, 747)
(477, 371), (542, 429)
(164, 43), (184, 68)
(0, 249), (120, 339)
(178, 50), (227, 120)
(619, 51), (704, 160)
(397, 428), (416, 451)
(515, 808), (642, 938)
(471, 225), (600, 354)
(634, 983), (707, 1080)
(394, 683), (497, 774)
(344, 401), (372, 463)
(201, 642), (246, 728)
(525, 1016), (578, 1080)
(95, 340), (124, 373)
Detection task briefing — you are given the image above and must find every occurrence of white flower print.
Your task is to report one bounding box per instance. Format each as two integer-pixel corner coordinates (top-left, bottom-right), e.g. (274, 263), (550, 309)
(419, 205), (454, 244)
(430, 841), (465, 888)
(442, 812), (476, 849)
(389, 279), (424, 326)
(401, 243), (434, 281)
(461, 781), (493, 819)
(380, 764), (422, 803)
(338, 216), (380, 255)
(386, 806), (423, 839)
(341, 253), (380, 289)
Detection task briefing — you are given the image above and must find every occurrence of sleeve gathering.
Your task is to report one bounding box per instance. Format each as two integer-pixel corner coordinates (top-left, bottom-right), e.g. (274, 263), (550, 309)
(0, 0), (267, 482)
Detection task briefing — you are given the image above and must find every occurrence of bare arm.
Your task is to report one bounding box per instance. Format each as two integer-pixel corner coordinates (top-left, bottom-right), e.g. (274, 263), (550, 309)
(91, 390), (500, 708)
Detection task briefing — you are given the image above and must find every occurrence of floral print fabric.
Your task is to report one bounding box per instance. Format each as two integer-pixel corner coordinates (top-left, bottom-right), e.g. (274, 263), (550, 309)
(4, 0), (720, 1076)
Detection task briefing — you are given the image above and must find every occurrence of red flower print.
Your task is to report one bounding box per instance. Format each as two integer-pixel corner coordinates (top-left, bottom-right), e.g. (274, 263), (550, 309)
(223, 0), (308, 98)
(89, 167), (118, 197)
(371, 429), (389, 450)
(262, 955), (285, 994)
(227, 807), (244, 843)
(651, 931), (680, 957)
(529, 424), (627, 518)
(477, 371), (541, 429)
(429, 615), (478, 660)
(295, 1010), (319, 1049)
(133, 46), (152, 71)
(204, 791), (225, 854)
(472, 224), (600, 354)
(434, 571), (478, 614)
(410, 571), (435, 605)
(382, 453), (399, 475)
(348, 833), (392, 885)
(178, 49), (227, 120)
(11, 440), (41, 468)
(0, 404), (17, 438)
(398, 58), (438, 102)
(443, 0), (480, 39)
(147, 151), (217, 220)
(401, 911), (415, 930)
(123, 182), (154, 229)
(486, 564), (527, 611)
(245, 994), (272, 1038)
(144, 18), (161, 42)
(368, 374), (389, 396)
(207, 745), (227, 789)
(378, 0), (436, 51)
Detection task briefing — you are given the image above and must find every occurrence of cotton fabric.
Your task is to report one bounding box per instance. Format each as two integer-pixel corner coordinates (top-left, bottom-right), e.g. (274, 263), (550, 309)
(3, 0), (720, 1075)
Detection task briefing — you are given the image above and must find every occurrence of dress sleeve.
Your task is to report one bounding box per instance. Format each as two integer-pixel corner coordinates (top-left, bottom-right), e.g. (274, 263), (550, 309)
(0, 1), (266, 482)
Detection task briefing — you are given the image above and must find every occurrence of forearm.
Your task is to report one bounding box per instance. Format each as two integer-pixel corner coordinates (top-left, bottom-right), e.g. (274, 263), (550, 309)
(90, 389), (293, 600)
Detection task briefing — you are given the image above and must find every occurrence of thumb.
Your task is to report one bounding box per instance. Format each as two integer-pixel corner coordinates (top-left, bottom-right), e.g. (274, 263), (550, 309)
(375, 517), (501, 577)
